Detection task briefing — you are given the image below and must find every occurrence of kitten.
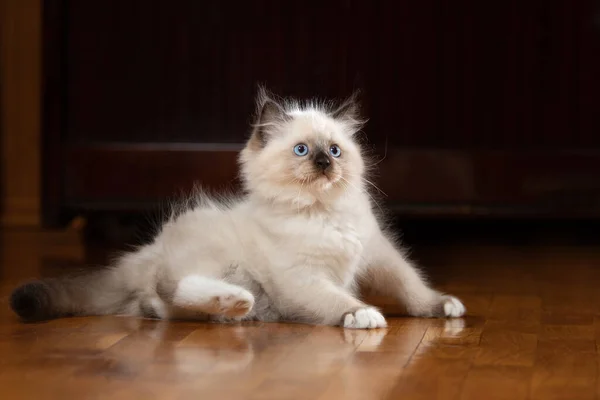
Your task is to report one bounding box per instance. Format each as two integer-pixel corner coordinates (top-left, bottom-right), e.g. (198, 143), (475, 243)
(10, 87), (465, 329)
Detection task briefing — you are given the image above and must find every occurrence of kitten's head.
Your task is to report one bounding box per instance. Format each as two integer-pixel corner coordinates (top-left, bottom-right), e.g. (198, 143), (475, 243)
(239, 87), (367, 208)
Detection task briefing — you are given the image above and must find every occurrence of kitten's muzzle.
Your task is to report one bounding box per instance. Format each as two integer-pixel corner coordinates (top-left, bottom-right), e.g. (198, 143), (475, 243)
(313, 151), (331, 172)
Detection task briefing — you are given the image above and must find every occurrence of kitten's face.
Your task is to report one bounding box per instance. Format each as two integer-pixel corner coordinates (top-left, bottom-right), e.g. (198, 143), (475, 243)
(240, 90), (366, 207)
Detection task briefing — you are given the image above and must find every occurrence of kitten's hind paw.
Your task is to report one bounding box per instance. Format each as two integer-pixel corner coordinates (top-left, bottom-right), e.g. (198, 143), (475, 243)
(215, 290), (255, 318)
(174, 276), (256, 318)
(342, 307), (387, 329)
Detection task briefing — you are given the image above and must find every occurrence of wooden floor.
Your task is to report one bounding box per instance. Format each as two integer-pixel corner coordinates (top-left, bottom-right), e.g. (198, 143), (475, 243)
(1, 223), (600, 399)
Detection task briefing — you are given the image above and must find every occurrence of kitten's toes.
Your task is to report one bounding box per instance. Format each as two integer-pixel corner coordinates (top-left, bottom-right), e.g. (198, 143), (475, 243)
(438, 295), (466, 318)
(214, 290), (255, 318)
(342, 307), (387, 329)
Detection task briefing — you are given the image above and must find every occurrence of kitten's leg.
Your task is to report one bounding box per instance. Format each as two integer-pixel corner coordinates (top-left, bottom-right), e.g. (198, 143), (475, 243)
(362, 232), (466, 318)
(274, 274), (387, 329)
(159, 275), (255, 318)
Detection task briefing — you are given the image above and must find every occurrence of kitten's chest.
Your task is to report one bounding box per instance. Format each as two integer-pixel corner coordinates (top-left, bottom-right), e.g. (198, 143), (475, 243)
(310, 221), (363, 258)
(284, 215), (364, 281)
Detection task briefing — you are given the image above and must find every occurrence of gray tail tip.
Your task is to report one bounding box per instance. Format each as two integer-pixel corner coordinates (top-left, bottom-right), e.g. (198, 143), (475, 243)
(10, 280), (56, 322)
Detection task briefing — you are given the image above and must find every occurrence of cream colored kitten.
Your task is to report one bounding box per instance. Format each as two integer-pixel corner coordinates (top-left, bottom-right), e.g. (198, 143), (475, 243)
(10, 88), (465, 329)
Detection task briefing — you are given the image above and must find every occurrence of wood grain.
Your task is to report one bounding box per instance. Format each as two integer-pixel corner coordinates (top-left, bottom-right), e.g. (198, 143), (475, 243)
(2, 226), (600, 399)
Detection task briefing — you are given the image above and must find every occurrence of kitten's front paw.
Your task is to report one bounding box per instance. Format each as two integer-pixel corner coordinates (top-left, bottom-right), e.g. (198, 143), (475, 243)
(438, 295), (466, 318)
(342, 307), (387, 329)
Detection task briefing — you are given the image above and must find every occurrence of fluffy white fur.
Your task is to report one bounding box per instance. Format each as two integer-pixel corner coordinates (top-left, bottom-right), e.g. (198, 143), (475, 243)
(10, 87), (465, 329)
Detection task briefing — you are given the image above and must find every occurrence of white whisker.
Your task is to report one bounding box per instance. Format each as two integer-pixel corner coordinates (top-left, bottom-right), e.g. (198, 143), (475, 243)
(296, 178), (306, 215)
(365, 135), (388, 168)
(362, 177), (388, 197)
(338, 175), (384, 215)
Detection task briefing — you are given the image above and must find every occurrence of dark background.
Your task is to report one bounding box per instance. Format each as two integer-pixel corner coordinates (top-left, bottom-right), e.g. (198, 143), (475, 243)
(5, 0), (600, 233)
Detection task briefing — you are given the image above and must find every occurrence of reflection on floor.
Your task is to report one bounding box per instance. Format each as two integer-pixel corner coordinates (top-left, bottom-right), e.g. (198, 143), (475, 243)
(0, 222), (599, 399)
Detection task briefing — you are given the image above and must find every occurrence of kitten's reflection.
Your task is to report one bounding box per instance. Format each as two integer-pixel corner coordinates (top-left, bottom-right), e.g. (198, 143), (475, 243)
(154, 322), (256, 374)
(442, 317), (466, 336)
(325, 318), (468, 398)
(105, 317), (467, 382)
(342, 326), (389, 349)
(341, 318), (467, 350)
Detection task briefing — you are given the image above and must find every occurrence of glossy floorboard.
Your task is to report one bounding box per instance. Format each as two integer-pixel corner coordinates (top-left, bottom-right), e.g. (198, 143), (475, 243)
(1, 225), (600, 399)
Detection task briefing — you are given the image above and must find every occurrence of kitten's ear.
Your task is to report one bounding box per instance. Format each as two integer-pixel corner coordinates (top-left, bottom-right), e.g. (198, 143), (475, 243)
(330, 90), (365, 133)
(250, 86), (288, 147)
(256, 86), (286, 124)
(331, 90), (361, 120)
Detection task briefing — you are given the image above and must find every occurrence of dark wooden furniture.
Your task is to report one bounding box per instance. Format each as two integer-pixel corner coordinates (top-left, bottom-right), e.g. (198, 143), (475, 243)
(42, 0), (600, 227)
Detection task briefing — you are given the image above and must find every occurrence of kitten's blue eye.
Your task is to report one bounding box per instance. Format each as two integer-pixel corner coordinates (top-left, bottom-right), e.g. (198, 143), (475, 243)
(293, 143), (309, 156)
(329, 145), (341, 158)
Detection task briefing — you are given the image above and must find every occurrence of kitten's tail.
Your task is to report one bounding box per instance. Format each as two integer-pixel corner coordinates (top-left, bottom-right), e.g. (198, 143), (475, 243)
(9, 266), (141, 322)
